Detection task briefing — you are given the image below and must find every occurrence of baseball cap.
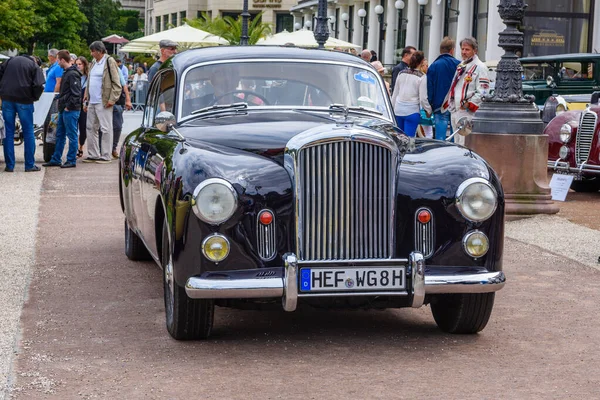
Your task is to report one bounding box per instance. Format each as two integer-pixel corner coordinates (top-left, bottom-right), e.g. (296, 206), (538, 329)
(159, 39), (179, 48)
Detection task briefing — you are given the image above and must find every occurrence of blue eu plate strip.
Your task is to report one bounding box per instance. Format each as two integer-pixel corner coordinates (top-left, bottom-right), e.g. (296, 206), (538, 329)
(300, 269), (311, 291)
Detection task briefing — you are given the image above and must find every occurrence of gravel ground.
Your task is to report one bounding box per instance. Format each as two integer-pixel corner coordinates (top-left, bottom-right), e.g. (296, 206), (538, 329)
(0, 111), (142, 400)
(0, 116), (597, 398)
(0, 149), (45, 400)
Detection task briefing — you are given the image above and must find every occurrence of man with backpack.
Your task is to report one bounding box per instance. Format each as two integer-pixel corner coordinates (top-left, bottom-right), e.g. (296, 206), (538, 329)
(82, 40), (122, 163)
(42, 50), (81, 169)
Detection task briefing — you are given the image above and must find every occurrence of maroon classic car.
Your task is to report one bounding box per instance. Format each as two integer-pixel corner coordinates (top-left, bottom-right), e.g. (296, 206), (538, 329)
(545, 92), (600, 192)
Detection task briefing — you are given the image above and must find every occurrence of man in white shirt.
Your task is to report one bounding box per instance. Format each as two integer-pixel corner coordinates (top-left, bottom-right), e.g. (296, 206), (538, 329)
(442, 37), (490, 146)
(82, 41), (122, 163)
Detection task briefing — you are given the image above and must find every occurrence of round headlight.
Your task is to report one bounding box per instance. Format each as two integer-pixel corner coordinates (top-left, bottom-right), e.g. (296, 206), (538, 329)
(555, 103), (566, 116)
(192, 178), (238, 224)
(559, 145), (569, 159)
(463, 231), (489, 258)
(456, 178), (498, 222)
(202, 234), (230, 262)
(559, 123), (572, 143)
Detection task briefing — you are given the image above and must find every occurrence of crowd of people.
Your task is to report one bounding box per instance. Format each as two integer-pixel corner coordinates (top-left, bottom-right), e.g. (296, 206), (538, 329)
(0, 35), (488, 171)
(360, 36), (490, 143)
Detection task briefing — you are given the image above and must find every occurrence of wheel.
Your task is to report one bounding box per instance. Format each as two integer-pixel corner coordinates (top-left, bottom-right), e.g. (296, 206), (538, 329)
(124, 219), (151, 261)
(430, 293), (495, 334)
(571, 178), (600, 193)
(162, 222), (214, 340)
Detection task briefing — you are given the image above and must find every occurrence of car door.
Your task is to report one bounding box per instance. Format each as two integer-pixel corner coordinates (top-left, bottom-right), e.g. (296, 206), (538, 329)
(138, 69), (179, 258)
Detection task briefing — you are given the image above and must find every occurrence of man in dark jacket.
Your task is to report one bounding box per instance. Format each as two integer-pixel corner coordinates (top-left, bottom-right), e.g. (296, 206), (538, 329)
(43, 50), (81, 168)
(0, 54), (45, 172)
(427, 37), (460, 140)
(391, 46), (416, 95)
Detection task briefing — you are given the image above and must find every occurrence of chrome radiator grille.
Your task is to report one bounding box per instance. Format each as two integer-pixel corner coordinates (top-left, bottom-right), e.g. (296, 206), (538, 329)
(414, 208), (434, 258)
(257, 211), (277, 261)
(297, 141), (393, 261)
(576, 111), (597, 164)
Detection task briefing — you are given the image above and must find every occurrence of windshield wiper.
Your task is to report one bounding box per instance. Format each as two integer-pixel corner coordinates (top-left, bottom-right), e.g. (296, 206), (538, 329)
(328, 103), (383, 116)
(190, 102), (248, 116)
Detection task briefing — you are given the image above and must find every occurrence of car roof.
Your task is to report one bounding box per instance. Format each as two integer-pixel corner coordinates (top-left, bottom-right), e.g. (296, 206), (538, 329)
(520, 53), (600, 63)
(168, 45), (371, 73)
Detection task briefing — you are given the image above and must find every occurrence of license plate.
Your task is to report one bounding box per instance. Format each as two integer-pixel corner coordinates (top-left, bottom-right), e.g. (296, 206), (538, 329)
(299, 267), (406, 292)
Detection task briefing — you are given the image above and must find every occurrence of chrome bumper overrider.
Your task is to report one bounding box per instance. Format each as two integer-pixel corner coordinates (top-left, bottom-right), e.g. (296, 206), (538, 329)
(185, 252), (506, 312)
(547, 159), (600, 175)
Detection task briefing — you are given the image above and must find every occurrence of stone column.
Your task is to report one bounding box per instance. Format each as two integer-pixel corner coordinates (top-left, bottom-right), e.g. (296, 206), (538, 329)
(353, 2), (365, 48)
(455, 0), (473, 54)
(339, 5), (350, 41)
(485, 0), (506, 61)
(384, 0), (397, 65)
(593, 0), (600, 53)
(466, 0), (558, 219)
(428, 0), (444, 61)
(405, 0), (419, 47)
(368, 1), (379, 51)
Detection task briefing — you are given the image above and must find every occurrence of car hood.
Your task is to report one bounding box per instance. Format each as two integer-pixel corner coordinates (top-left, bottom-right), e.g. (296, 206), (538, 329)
(178, 110), (394, 161)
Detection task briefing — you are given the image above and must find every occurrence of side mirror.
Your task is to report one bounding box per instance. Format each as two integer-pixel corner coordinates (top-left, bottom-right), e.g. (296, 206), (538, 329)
(155, 111), (176, 133)
(456, 116), (473, 136)
(445, 117), (472, 142)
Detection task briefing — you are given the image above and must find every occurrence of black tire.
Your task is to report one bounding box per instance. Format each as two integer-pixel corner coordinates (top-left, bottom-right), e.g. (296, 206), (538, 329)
(124, 219), (151, 261)
(571, 178), (600, 193)
(430, 293), (495, 334)
(162, 223), (214, 340)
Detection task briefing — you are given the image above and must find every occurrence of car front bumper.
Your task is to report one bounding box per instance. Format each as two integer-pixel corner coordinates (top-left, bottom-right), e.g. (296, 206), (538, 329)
(548, 159), (600, 176)
(185, 252), (506, 312)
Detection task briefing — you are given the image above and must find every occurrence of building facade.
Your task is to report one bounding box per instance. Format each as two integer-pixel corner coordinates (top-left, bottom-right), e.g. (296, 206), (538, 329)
(119, 0), (146, 15)
(289, 0), (600, 68)
(145, 0), (298, 36)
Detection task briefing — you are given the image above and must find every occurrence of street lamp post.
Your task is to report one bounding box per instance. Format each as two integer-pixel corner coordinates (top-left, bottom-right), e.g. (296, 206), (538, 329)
(395, 0), (407, 51)
(375, 5), (385, 63)
(313, 0), (329, 48)
(466, 0), (558, 219)
(240, 0), (250, 45)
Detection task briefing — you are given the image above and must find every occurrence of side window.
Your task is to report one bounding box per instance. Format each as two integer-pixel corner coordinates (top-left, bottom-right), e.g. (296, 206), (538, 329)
(143, 76), (161, 127)
(559, 62), (593, 81)
(152, 70), (176, 128)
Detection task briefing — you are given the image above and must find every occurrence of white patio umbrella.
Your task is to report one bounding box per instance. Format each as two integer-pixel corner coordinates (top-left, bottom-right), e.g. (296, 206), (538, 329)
(256, 29), (360, 50)
(125, 24), (229, 52)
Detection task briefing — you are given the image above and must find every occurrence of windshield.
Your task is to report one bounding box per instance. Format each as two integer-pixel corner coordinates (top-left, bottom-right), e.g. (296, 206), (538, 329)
(179, 60), (391, 120)
(522, 62), (556, 81)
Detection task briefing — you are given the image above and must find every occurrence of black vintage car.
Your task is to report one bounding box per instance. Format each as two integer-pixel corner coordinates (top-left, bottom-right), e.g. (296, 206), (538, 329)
(120, 46), (506, 340)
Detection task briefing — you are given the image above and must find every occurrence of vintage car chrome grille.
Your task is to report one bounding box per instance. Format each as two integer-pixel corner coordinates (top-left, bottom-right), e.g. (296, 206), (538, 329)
(576, 111), (597, 164)
(257, 210), (277, 261)
(297, 141), (393, 261)
(414, 208), (434, 258)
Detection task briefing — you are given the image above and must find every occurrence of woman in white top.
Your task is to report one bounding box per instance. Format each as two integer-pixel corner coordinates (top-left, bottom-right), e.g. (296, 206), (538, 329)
(390, 51), (432, 137)
(132, 67), (148, 90)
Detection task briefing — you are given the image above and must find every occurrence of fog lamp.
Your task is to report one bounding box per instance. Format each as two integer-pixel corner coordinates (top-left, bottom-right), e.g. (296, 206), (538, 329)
(202, 234), (230, 262)
(559, 145), (569, 159)
(463, 231), (489, 258)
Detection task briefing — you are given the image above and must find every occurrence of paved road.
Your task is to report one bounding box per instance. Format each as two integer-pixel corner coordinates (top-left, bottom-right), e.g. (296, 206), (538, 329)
(2, 116), (600, 398)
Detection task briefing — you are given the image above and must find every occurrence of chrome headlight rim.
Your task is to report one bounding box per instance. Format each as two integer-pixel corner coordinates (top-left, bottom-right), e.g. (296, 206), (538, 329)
(455, 177), (498, 223)
(202, 233), (231, 262)
(462, 230), (490, 258)
(559, 123), (572, 143)
(192, 178), (238, 225)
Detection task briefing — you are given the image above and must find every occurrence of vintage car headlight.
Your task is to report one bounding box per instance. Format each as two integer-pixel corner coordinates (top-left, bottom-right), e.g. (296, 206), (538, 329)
(192, 178), (238, 224)
(463, 231), (489, 258)
(202, 234), (230, 262)
(455, 178), (498, 222)
(559, 145), (569, 159)
(559, 124), (572, 143)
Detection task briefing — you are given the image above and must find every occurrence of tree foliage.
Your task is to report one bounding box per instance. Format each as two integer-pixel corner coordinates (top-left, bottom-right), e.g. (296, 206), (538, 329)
(0, 0), (36, 51)
(187, 12), (272, 45)
(79, 0), (121, 45)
